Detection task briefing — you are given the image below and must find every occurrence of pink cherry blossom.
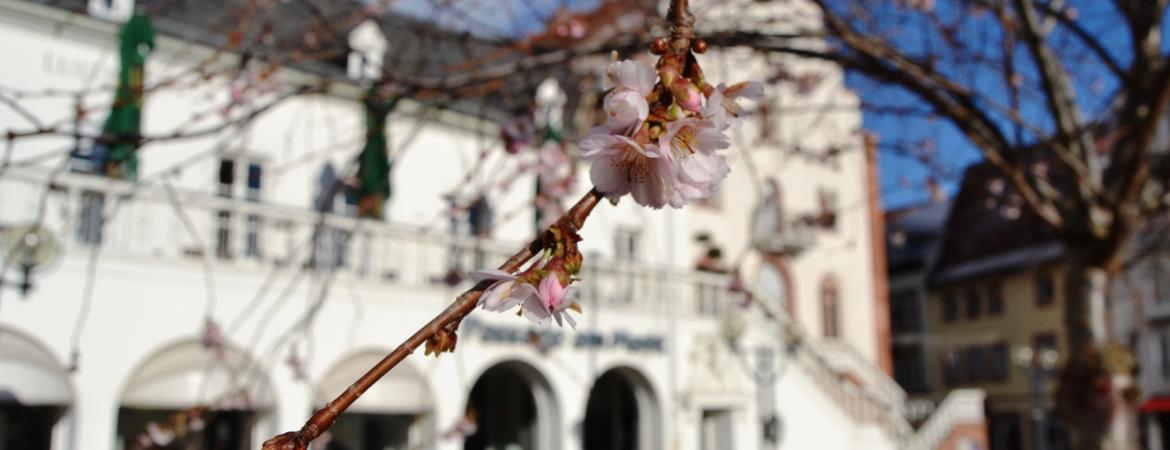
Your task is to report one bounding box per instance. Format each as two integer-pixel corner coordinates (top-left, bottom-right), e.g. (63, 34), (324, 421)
(470, 269), (537, 312)
(471, 270), (579, 328)
(579, 131), (676, 208)
(659, 107), (732, 207)
(522, 274), (580, 328)
(602, 60), (655, 131)
(604, 59), (656, 95)
(582, 57), (761, 210)
(716, 81), (765, 125)
(604, 90), (650, 132)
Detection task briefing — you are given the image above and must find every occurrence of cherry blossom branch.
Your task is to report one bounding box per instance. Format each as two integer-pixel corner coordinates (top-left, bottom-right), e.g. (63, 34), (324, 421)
(262, 188), (604, 450)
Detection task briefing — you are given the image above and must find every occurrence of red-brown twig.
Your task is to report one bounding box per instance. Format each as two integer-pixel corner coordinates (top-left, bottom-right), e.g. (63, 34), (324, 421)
(262, 188), (604, 450)
(263, 2), (696, 447)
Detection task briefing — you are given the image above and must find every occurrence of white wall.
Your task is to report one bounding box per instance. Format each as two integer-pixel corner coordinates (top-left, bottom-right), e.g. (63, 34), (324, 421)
(0, 1), (900, 450)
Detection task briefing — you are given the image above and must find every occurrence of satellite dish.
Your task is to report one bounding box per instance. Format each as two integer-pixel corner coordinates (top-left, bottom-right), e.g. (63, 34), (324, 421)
(3, 224), (59, 271)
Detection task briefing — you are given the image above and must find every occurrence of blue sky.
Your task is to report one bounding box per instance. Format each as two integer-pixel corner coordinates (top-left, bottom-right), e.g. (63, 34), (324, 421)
(844, 0), (1159, 210)
(389, 0), (602, 38)
(387, 0), (1166, 210)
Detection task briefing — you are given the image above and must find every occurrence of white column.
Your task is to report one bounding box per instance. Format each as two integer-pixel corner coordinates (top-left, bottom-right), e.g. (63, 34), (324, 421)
(70, 366), (121, 450)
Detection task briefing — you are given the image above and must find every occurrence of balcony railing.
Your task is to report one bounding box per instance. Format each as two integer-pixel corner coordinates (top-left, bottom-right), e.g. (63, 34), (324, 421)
(816, 339), (909, 416)
(743, 284), (916, 442)
(910, 389), (986, 450)
(1, 168), (734, 317)
(751, 219), (816, 256)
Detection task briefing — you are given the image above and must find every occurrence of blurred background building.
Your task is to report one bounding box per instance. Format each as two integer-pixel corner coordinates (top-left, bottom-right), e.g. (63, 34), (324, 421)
(883, 156), (1170, 450)
(0, 0), (992, 449)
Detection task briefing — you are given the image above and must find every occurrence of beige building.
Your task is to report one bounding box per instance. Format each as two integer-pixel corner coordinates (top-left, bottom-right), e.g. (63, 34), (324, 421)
(920, 162), (1069, 450)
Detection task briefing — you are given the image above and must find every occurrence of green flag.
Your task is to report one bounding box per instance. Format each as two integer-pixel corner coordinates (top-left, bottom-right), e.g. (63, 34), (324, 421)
(355, 83), (396, 219)
(101, 12), (155, 179)
(534, 123), (563, 230)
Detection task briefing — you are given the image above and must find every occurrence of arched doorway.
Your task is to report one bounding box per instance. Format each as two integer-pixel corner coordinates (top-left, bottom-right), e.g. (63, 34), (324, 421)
(315, 351), (432, 450)
(116, 341), (273, 450)
(0, 327), (73, 450)
(464, 361), (558, 450)
(582, 367), (660, 450)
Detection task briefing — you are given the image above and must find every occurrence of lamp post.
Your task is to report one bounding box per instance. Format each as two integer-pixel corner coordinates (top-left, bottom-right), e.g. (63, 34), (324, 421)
(720, 309), (797, 450)
(1015, 345), (1060, 450)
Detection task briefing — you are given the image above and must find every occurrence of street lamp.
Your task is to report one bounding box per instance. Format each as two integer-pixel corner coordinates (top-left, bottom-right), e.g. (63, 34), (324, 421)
(1015, 345), (1060, 450)
(718, 309), (796, 449)
(1, 224), (59, 297)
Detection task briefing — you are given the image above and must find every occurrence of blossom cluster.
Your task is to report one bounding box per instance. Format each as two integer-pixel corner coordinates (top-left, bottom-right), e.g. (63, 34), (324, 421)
(471, 268), (580, 328)
(580, 58), (763, 209)
(471, 224), (583, 329)
(474, 46), (762, 329)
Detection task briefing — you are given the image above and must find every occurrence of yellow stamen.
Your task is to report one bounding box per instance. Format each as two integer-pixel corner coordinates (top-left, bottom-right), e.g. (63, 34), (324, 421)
(671, 126), (697, 158)
(611, 142), (651, 183)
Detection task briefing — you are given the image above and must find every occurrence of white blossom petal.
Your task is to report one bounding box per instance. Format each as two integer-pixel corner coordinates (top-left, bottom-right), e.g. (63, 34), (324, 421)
(590, 156), (628, 196)
(605, 59), (656, 95)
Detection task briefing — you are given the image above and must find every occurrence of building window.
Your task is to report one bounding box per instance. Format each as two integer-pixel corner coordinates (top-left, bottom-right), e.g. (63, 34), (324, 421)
(967, 346), (986, 383)
(215, 210), (232, 259)
(964, 288), (981, 320)
(821, 277), (840, 338)
(614, 228), (641, 261)
(216, 159), (236, 259)
(987, 283), (1004, 316)
(942, 348), (963, 385)
(217, 159), (236, 197)
(1034, 333), (1058, 353)
(700, 409), (735, 450)
(990, 343), (1009, 381)
(1160, 330), (1170, 379)
(215, 156), (266, 261)
(244, 163), (263, 258)
(814, 189), (838, 231)
(77, 190), (106, 245)
(893, 344), (928, 393)
(1036, 272), (1056, 307)
(890, 289), (922, 333)
(943, 293), (959, 323)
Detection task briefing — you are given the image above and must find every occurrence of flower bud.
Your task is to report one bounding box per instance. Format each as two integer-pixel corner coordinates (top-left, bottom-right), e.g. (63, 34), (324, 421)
(672, 79), (702, 112)
(691, 38), (709, 54)
(650, 37), (669, 55)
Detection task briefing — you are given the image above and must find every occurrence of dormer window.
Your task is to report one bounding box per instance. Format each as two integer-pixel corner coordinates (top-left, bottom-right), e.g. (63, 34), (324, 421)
(88, 0), (134, 22)
(347, 21), (387, 81)
(534, 78), (566, 131)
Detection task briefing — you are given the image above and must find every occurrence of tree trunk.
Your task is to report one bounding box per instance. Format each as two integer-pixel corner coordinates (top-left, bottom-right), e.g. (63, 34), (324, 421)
(1056, 247), (1139, 450)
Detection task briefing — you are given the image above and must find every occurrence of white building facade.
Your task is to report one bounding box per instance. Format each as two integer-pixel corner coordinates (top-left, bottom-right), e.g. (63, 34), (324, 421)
(0, 1), (924, 449)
